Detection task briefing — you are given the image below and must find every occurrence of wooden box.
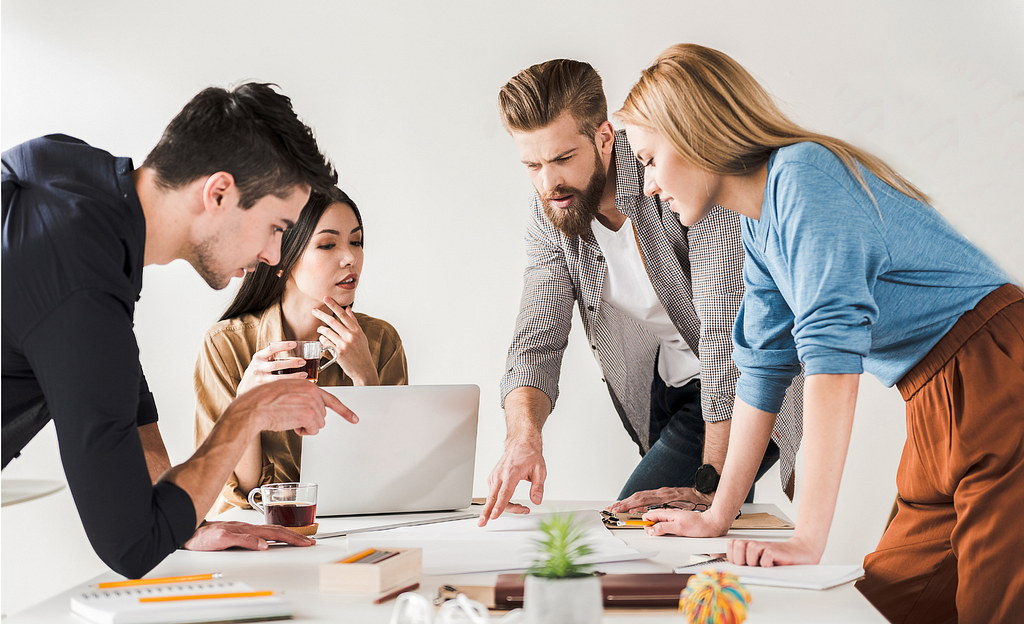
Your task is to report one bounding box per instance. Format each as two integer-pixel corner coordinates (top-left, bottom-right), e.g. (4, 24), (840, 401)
(319, 547), (422, 594)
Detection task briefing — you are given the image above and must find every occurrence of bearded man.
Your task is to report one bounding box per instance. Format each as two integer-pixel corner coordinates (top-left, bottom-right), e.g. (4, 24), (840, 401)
(479, 59), (804, 525)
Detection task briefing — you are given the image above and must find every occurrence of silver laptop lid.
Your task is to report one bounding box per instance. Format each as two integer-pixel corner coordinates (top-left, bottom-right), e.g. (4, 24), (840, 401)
(301, 384), (479, 516)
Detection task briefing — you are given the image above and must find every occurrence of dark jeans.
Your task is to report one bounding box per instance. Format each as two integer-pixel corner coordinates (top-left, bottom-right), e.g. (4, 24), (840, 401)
(617, 370), (780, 503)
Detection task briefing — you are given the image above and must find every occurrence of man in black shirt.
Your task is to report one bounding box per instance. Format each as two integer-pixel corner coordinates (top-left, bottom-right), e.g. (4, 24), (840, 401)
(1, 84), (356, 578)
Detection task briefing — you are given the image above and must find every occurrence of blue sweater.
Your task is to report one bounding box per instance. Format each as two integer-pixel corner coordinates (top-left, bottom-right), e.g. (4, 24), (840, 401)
(733, 142), (1013, 414)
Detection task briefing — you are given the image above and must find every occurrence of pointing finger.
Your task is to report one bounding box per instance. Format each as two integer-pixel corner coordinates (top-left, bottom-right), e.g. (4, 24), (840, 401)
(317, 388), (358, 423)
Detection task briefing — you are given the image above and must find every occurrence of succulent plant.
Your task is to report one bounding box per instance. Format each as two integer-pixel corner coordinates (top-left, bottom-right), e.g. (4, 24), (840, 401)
(527, 513), (595, 579)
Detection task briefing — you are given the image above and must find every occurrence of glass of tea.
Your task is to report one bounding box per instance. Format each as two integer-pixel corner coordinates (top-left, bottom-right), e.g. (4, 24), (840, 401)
(248, 482), (318, 528)
(270, 341), (338, 383)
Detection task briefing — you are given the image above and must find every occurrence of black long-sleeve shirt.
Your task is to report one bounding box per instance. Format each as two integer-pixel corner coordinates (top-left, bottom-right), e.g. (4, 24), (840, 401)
(2, 135), (196, 578)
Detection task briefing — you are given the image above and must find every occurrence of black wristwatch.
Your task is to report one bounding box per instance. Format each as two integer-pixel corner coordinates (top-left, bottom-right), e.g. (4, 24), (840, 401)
(694, 464), (720, 495)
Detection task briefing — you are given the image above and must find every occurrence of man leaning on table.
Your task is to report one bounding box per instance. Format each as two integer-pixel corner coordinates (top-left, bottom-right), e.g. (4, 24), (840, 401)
(479, 59), (804, 526)
(1, 83), (357, 579)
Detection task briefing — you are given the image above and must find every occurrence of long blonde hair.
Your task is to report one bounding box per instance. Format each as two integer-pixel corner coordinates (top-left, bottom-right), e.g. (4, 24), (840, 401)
(617, 44), (928, 204)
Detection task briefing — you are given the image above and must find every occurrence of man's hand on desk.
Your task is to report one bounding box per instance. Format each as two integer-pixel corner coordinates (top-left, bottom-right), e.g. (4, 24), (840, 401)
(605, 486), (713, 514)
(183, 521), (316, 551)
(477, 436), (545, 527)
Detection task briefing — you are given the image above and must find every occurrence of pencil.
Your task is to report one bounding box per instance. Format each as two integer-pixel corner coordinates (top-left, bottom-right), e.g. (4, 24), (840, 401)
(623, 520), (656, 527)
(339, 548), (376, 564)
(373, 582), (420, 605)
(96, 573), (223, 589)
(139, 591), (273, 603)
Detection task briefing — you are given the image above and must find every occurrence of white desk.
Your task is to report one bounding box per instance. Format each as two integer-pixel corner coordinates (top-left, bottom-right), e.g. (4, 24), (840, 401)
(1, 478), (65, 507)
(4, 501), (885, 623)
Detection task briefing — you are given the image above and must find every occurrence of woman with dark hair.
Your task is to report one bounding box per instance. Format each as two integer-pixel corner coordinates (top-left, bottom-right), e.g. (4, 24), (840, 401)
(617, 44), (1020, 624)
(194, 188), (407, 513)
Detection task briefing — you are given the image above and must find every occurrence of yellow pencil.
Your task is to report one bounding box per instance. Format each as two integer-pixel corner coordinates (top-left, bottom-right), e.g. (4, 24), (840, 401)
(139, 591), (273, 603)
(624, 519), (656, 527)
(97, 573), (223, 589)
(339, 548), (376, 564)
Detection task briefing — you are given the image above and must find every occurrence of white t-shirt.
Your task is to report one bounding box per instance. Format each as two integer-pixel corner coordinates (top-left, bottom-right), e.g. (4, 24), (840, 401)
(591, 216), (701, 387)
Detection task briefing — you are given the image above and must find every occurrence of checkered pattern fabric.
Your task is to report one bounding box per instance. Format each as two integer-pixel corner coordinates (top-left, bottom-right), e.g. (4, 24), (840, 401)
(500, 130), (803, 498)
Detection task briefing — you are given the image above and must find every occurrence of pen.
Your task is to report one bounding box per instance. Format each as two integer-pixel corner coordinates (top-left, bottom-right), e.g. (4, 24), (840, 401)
(96, 573), (223, 589)
(139, 591), (273, 603)
(339, 548), (376, 564)
(373, 582), (420, 605)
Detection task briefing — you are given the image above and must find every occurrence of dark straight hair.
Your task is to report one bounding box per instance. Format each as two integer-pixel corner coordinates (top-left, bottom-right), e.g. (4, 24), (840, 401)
(144, 82), (338, 208)
(220, 187), (362, 321)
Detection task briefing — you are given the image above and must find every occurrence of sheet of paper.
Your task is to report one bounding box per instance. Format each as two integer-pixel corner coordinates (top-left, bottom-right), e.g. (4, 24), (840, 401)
(346, 510), (650, 575)
(674, 562), (865, 590)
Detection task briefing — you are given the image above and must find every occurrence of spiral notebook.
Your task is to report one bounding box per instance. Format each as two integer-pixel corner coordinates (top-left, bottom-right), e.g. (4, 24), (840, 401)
(70, 580), (293, 624)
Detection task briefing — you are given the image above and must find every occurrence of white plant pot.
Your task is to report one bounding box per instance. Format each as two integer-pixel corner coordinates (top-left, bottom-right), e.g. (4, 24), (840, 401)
(524, 574), (602, 624)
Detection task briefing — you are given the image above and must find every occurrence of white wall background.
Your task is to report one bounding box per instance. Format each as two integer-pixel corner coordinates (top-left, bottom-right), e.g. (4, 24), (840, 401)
(2, 0), (1022, 616)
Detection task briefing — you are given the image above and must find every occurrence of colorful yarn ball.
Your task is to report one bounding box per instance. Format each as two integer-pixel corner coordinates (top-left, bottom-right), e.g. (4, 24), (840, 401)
(678, 568), (751, 624)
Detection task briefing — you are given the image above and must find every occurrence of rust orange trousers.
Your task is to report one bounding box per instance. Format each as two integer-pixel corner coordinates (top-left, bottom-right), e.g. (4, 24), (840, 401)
(856, 283), (1024, 624)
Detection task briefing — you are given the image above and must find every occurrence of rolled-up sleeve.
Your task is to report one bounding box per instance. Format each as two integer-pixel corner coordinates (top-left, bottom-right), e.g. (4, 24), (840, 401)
(733, 250), (802, 414)
(499, 200), (575, 410)
(24, 290), (195, 579)
(775, 163), (887, 375)
(735, 159), (890, 412)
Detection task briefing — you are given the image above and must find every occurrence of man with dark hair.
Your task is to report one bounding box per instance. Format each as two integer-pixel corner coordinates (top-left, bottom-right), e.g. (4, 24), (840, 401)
(2, 83), (355, 578)
(479, 60), (803, 525)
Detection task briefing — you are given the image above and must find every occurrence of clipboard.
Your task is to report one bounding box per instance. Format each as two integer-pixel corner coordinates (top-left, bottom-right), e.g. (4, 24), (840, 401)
(601, 510), (794, 530)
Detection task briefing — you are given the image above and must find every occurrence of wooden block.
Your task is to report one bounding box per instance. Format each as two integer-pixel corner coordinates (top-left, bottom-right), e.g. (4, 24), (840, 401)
(319, 547), (422, 594)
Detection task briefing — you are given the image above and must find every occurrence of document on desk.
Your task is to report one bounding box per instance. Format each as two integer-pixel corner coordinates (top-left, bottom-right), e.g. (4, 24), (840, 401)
(346, 511), (651, 575)
(673, 562), (865, 590)
(70, 580), (292, 624)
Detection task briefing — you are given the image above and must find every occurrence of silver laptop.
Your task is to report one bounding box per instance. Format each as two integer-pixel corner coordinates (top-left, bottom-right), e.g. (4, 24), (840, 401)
(300, 384), (479, 516)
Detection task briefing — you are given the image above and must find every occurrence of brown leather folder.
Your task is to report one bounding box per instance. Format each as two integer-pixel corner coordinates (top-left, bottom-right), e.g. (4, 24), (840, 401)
(492, 573), (693, 608)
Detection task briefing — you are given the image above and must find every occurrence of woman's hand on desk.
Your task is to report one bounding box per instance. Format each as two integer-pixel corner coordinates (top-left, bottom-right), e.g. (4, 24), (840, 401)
(313, 297), (379, 386)
(640, 507), (732, 538)
(726, 535), (822, 567)
(183, 520), (315, 551)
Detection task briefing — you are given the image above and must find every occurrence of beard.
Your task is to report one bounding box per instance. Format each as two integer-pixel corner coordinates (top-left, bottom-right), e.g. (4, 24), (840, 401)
(540, 149), (607, 239)
(191, 231), (238, 291)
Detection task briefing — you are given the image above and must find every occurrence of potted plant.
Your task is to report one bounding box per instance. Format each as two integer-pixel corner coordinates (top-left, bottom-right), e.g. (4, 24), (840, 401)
(524, 513), (602, 624)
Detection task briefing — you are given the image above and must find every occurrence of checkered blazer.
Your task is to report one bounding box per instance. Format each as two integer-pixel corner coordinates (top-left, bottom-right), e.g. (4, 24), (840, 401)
(500, 131), (804, 498)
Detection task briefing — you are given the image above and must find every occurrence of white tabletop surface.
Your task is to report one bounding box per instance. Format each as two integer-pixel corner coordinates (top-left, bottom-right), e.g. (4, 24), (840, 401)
(4, 501), (885, 623)
(1, 478), (65, 507)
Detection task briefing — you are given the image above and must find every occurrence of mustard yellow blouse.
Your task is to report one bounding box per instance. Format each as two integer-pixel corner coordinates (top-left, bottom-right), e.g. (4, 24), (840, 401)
(193, 302), (408, 514)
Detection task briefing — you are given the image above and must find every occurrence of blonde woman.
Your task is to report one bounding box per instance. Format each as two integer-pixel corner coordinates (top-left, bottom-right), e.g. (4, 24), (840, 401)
(617, 43), (1020, 624)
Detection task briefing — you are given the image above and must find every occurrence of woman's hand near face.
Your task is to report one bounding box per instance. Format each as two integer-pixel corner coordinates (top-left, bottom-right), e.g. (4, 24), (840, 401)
(312, 297), (380, 386)
(236, 341), (307, 397)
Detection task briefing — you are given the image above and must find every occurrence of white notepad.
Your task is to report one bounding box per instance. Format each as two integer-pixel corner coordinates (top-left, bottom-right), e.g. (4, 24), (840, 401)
(674, 562), (865, 590)
(70, 580), (293, 624)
